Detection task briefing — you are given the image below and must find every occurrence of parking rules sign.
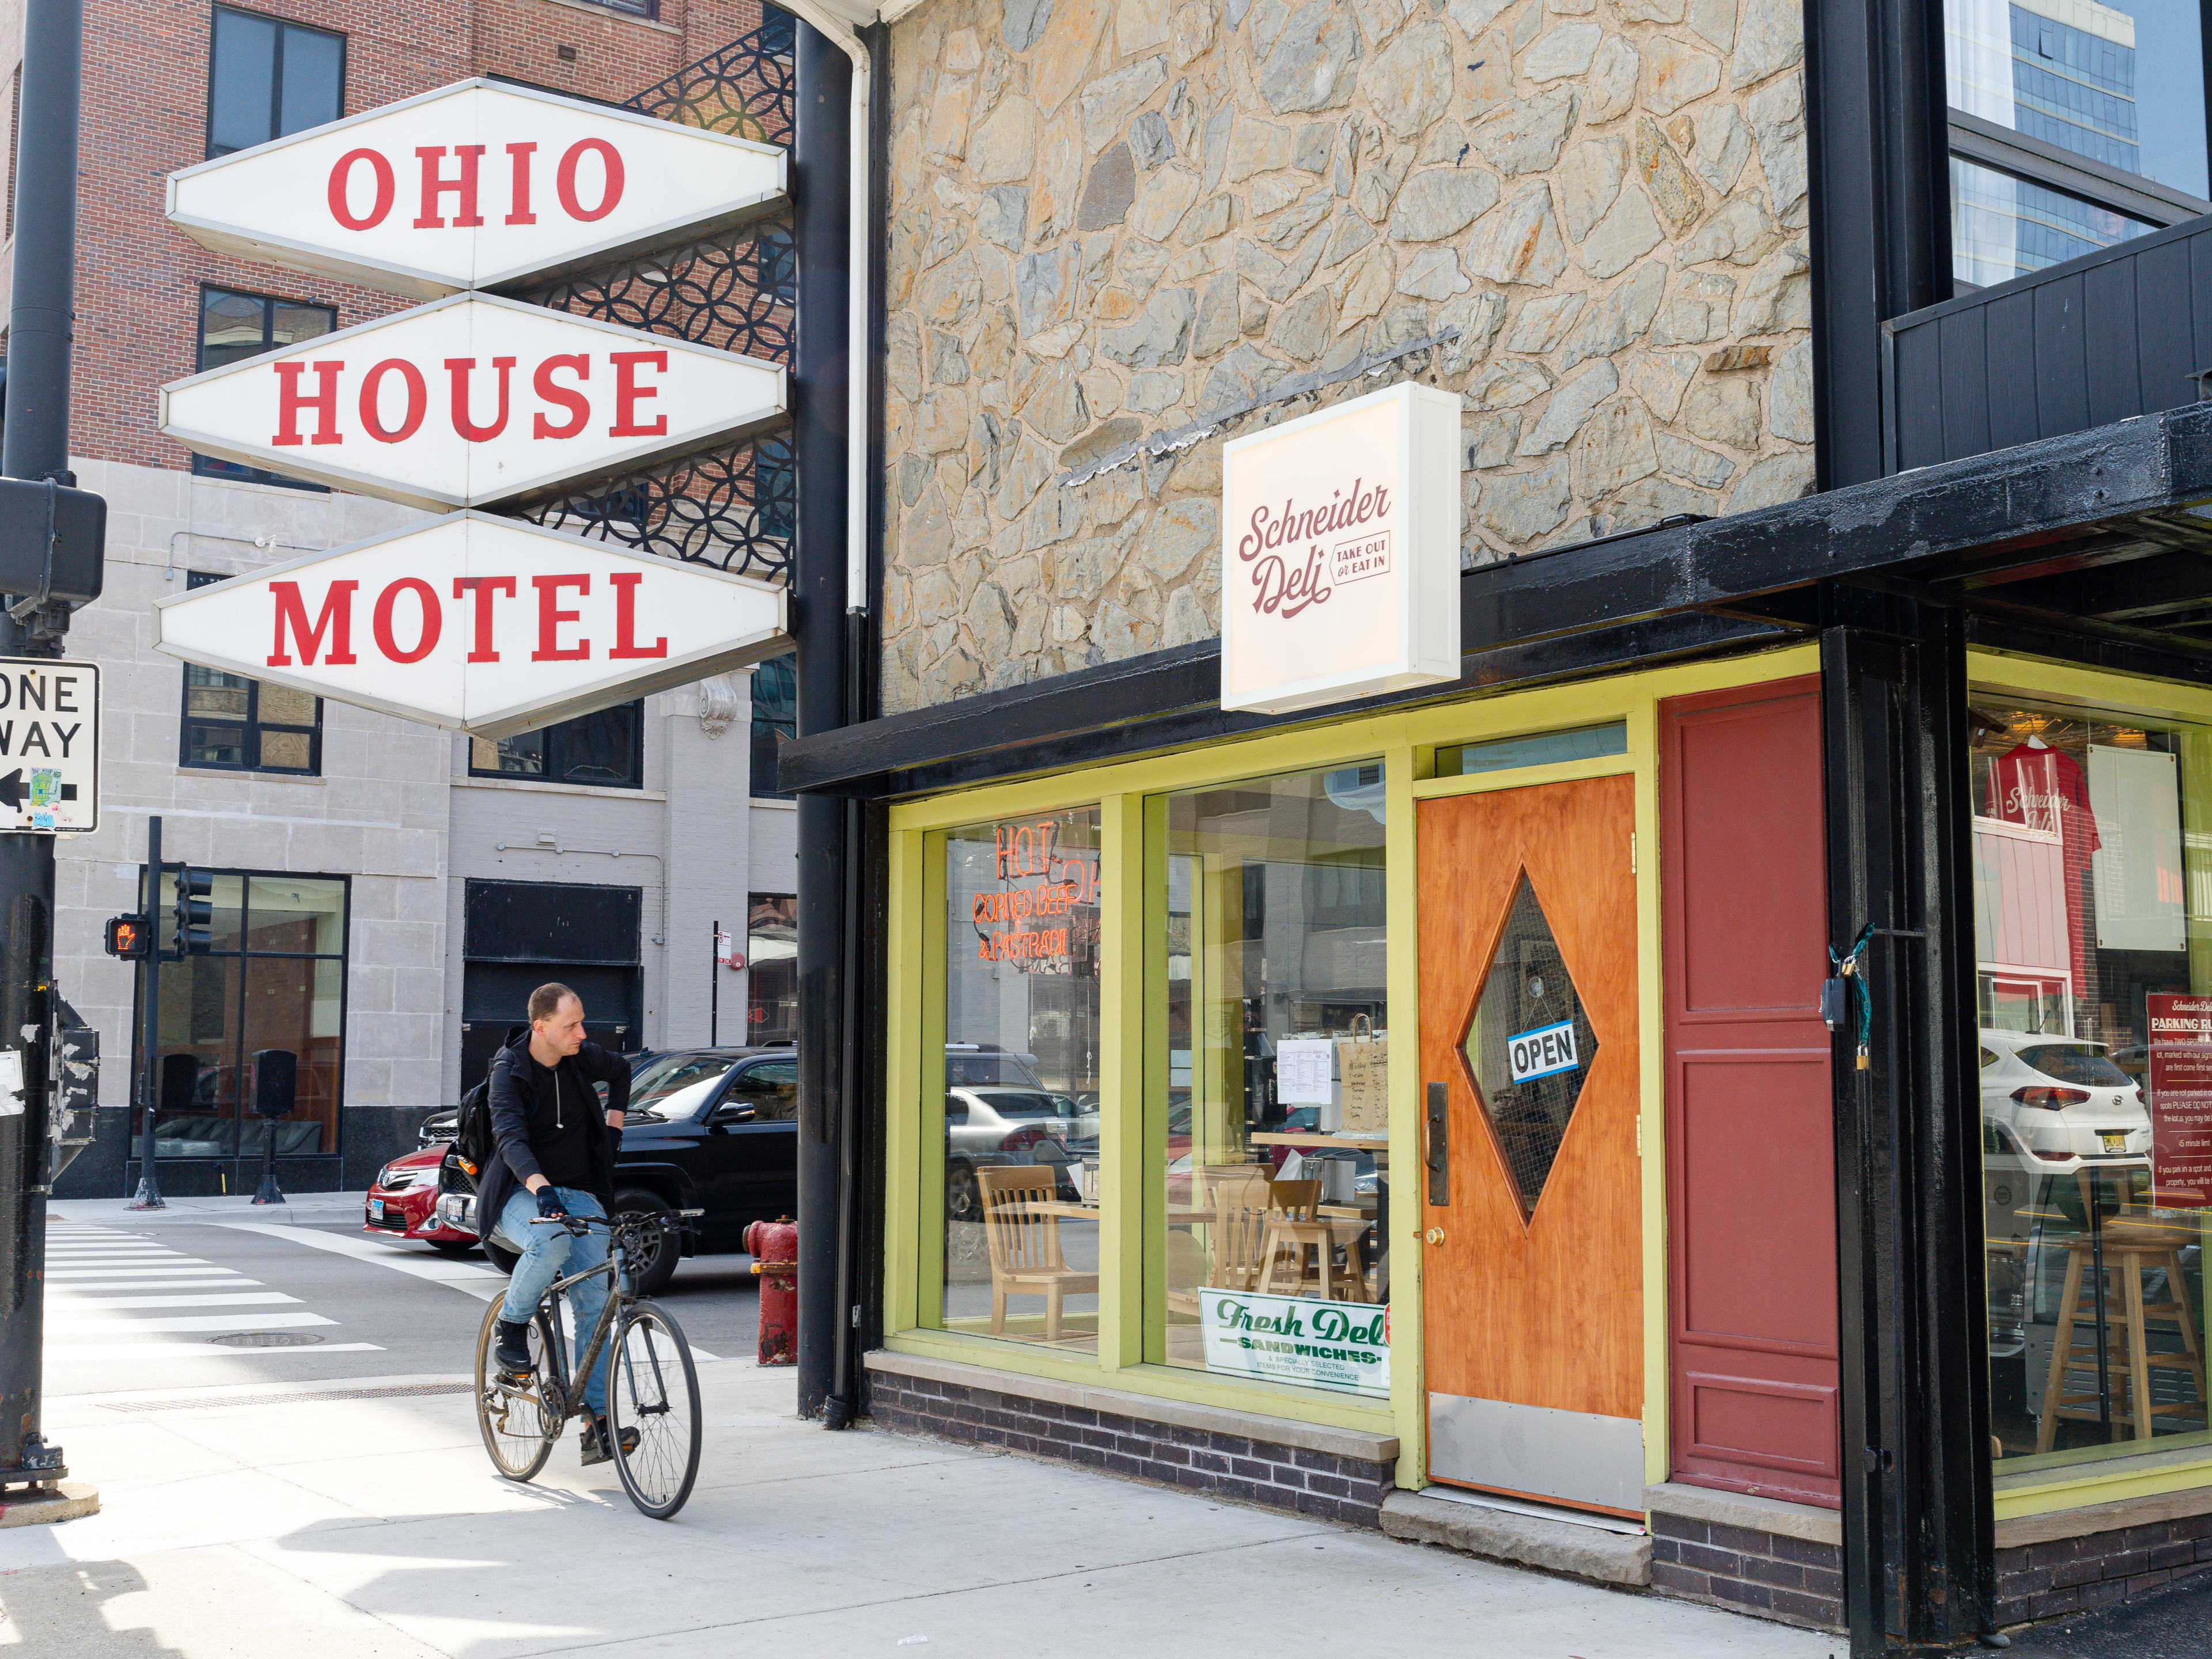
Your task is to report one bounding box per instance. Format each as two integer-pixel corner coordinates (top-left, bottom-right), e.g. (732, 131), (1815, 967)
(2147, 993), (2212, 1206)
(0, 659), (99, 834)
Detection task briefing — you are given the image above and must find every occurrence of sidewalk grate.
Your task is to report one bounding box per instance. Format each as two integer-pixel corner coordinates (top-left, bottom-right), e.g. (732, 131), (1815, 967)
(96, 1382), (477, 1412)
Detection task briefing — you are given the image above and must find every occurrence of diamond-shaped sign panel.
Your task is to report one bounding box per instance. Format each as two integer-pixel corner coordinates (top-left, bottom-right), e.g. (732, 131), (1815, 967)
(1461, 873), (1600, 1219)
(158, 293), (786, 512)
(151, 512), (787, 740)
(167, 78), (787, 301)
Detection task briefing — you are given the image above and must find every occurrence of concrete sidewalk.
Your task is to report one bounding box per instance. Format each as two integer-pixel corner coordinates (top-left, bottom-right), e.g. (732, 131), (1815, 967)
(51, 1192), (371, 1228)
(0, 1363), (1840, 1658)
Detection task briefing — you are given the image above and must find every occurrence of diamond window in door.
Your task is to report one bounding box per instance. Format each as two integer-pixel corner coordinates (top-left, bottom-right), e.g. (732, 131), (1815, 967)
(1461, 872), (1600, 1219)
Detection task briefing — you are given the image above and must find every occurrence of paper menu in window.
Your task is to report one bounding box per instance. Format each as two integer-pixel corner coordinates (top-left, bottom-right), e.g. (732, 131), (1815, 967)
(1276, 1039), (1336, 1105)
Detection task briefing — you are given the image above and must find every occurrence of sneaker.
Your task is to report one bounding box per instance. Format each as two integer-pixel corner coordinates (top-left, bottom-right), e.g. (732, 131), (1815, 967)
(493, 1320), (533, 1375)
(579, 1415), (640, 1467)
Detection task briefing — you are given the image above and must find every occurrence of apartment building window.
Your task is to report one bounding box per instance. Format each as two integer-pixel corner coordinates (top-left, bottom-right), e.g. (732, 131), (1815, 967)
(192, 285), (336, 486)
(759, 6), (796, 58)
(1945, 0), (2212, 289)
(750, 654), (796, 800)
(207, 7), (343, 158)
(182, 573), (322, 774)
(574, 0), (662, 18)
(470, 702), (645, 789)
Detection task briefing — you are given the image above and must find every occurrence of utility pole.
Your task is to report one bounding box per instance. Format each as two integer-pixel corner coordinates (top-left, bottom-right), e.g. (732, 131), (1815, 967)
(0, 0), (85, 1507)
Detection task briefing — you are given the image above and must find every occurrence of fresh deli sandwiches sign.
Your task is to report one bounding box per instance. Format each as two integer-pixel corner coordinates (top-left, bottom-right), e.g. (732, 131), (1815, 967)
(1199, 1289), (1388, 1396)
(152, 513), (787, 740)
(1220, 382), (1461, 715)
(158, 293), (786, 512)
(166, 79), (787, 301)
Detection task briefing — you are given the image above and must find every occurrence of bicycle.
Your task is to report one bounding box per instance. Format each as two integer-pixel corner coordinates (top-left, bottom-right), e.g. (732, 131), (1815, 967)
(473, 1214), (703, 1519)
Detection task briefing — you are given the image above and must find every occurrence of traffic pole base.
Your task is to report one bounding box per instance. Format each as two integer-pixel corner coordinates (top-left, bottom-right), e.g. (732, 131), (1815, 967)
(0, 1482), (99, 1529)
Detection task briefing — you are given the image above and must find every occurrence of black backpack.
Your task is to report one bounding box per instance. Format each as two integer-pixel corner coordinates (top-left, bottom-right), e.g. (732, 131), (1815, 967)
(452, 1028), (526, 1175)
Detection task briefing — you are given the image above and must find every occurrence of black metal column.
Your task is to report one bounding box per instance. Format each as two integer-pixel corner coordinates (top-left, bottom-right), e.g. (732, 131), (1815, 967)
(1802, 0), (1953, 488)
(791, 20), (852, 1422)
(1820, 588), (1993, 1654)
(0, 0), (82, 1492)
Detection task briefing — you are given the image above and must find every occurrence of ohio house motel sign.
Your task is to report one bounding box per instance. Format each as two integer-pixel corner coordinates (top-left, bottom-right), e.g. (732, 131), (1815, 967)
(153, 79), (791, 736)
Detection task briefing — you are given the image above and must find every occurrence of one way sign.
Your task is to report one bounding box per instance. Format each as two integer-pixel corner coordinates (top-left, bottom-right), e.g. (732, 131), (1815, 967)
(0, 659), (98, 834)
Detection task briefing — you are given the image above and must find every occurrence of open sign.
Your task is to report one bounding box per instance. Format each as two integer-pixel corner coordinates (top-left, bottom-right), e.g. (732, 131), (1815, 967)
(1507, 1020), (1580, 1084)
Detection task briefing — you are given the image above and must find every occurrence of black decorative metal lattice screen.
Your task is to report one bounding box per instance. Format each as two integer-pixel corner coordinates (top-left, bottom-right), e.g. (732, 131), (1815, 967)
(499, 13), (797, 585)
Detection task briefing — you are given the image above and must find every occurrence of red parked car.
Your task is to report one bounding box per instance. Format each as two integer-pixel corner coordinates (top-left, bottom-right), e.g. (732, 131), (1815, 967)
(363, 1146), (477, 1253)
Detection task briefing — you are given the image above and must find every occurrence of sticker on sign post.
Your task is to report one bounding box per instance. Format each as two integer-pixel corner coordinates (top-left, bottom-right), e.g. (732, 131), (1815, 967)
(1507, 1020), (1579, 1084)
(0, 659), (99, 835)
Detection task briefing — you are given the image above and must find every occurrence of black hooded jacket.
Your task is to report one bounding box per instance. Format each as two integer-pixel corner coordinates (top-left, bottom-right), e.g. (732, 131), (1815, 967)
(476, 1033), (630, 1244)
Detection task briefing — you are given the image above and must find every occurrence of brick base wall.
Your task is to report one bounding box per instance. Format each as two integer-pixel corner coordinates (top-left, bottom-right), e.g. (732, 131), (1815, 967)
(867, 1369), (1393, 1529)
(1649, 1511), (1844, 1631)
(1995, 1515), (2212, 1626)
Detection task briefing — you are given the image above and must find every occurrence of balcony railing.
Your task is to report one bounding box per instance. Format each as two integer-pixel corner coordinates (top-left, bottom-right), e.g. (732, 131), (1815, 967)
(1884, 214), (2212, 475)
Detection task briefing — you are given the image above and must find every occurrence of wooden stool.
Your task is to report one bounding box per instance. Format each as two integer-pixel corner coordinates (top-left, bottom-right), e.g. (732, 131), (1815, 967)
(2035, 1219), (2206, 1453)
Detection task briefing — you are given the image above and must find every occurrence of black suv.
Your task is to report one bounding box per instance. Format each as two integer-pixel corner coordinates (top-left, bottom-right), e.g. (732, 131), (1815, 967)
(434, 1046), (798, 1293)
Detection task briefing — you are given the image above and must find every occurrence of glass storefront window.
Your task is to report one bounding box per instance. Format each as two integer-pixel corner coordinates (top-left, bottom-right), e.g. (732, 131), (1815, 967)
(1971, 701), (2212, 1471)
(1436, 722), (1627, 778)
(745, 893), (798, 1044)
(142, 870), (348, 1161)
(1152, 764), (1389, 1397)
(937, 808), (1103, 1350)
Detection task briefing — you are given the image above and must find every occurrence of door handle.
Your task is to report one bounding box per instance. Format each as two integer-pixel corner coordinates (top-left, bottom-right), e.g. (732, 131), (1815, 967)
(1425, 1081), (1449, 1206)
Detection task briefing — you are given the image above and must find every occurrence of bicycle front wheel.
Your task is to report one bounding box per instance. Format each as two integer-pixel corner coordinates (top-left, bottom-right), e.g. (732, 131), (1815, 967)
(607, 1300), (702, 1520)
(474, 1295), (556, 1482)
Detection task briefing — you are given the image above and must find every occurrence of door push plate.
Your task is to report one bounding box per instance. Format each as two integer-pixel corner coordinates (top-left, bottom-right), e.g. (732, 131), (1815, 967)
(1425, 1080), (1449, 1206)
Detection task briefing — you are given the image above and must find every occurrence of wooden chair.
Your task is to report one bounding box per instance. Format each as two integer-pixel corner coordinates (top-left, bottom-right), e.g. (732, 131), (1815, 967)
(1259, 1180), (1364, 1300)
(976, 1165), (1099, 1343)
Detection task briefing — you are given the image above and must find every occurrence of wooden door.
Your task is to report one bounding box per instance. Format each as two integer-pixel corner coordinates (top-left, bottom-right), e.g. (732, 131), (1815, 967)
(1660, 679), (1840, 1506)
(1418, 774), (1643, 1514)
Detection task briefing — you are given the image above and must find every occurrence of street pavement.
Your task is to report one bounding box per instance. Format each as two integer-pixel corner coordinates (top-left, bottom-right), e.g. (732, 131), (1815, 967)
(13, 1196), (1846, 1657)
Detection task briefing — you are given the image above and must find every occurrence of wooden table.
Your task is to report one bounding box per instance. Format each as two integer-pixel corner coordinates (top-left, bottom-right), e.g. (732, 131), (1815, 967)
(1249, 1132), (1388, 1151)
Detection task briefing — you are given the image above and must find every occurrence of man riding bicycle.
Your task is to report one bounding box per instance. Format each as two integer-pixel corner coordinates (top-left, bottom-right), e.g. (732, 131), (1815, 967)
(480, 982), (635, 1465)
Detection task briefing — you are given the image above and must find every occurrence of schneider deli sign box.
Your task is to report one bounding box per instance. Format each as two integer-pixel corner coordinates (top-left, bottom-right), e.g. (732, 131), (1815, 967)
(1219, 382), (1462, 715)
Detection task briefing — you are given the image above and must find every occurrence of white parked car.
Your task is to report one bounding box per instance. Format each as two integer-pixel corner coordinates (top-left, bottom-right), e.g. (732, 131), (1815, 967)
(1980, 1029), (2151, 1172)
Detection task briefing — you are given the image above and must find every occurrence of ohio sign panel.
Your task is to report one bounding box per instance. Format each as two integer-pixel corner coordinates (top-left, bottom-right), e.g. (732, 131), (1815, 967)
(151, 513), (789, 740)
(158, 293), (787, 512)
(166, 79), (787, 301)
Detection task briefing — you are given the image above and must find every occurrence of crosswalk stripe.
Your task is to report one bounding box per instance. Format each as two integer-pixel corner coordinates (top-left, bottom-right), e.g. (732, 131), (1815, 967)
(49, 1263), (218, 1275)
(46, 1310), (336, 1334)
(44, 1340), (385, 1361)
(54, 1283), (263, 1296)
(48, 1291), (300, 1310)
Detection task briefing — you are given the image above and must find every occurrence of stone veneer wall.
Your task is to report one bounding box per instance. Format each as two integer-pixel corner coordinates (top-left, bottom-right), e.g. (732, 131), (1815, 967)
(881, 0), (1815, 712)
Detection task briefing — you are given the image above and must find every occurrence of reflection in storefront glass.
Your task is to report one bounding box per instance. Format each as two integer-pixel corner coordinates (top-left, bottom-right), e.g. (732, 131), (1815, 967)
(937, 808), (1103, 1351)
(1971, 702), (2212, 1471)
(1153, 764), (1389, 1396)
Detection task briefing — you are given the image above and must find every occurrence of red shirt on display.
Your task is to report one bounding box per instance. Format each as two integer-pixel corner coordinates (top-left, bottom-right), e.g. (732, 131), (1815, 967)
(1984, 743), (2102, 851)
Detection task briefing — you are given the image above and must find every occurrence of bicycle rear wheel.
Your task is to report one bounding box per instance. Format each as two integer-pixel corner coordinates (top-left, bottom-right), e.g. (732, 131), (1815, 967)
(474, 1296), (558, 1482)
(607, 1300), (701, 1519)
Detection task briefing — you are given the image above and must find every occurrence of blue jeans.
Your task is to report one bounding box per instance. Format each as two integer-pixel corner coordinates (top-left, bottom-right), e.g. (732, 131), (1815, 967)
(493, 1185), (614, 1415)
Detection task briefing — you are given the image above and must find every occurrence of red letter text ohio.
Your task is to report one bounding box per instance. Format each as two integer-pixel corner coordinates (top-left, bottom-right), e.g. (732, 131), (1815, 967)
(157, 293), (786, 512)
(164, 78), (787, 301)
(151, 512), (789, 740)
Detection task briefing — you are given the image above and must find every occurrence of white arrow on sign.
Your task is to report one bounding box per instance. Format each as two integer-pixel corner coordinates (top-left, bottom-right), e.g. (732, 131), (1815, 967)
(167, 78), (787, 301)
(0, 658), (99, 834)
(158, 293), (786, 512)
(151, 513), (787, 740)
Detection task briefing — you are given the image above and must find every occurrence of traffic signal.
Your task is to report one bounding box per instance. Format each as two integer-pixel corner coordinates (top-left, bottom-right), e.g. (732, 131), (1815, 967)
(172, 866), (214, 957)
(104, 916), (150, 959)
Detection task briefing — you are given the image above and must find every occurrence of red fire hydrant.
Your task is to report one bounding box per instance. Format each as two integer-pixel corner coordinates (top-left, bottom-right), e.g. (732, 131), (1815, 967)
(744, 1216), (798, 1366)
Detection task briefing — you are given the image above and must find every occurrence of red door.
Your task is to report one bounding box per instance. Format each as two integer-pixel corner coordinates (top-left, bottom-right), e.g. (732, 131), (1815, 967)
(1660, 678), (1841, 1506)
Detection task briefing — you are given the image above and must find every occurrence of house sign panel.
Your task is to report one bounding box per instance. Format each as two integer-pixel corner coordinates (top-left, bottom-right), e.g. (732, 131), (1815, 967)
(1219, 382), (1463, 716)
(166, 79), (787, 301)
(152, 513), (789, 741)
(157, 293), (787, 512)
